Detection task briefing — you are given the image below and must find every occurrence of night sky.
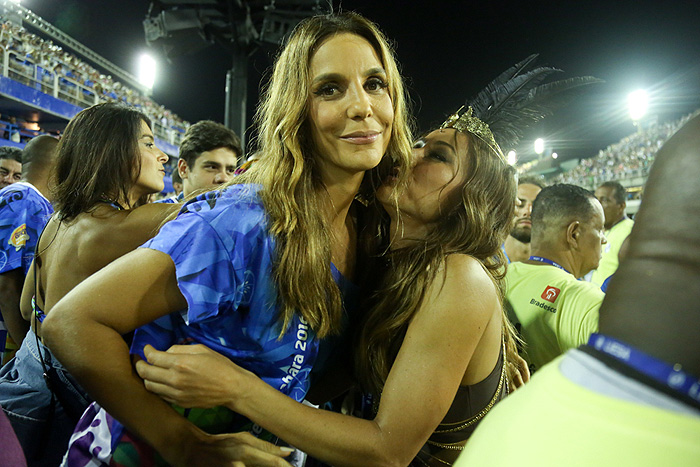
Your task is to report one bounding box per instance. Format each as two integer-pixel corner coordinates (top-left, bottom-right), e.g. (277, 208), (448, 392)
(20, 0), (700, 163)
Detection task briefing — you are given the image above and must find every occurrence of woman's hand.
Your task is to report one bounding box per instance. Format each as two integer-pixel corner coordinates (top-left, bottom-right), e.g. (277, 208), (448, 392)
(136, 344), (255, 411)
(174, 430), (294, 467)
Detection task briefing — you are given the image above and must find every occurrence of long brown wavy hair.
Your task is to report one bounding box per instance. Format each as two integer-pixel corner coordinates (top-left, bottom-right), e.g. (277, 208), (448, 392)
(235, 12), (414, 338)
(53, 103), (152, 220)
(355, 130), (519, 395)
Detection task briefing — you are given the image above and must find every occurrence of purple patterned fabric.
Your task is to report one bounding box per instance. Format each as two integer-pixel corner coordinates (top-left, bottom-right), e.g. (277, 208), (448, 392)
(62, 403), (121, 467)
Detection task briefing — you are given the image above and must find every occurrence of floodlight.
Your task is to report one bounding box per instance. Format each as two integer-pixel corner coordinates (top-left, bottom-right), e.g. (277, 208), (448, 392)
(628, 89), (648, 121)
(534, 138), (544, 155)
(507, 150), (517, 166)
(137, 53), (156, 89)
(551, 152), (558, 160)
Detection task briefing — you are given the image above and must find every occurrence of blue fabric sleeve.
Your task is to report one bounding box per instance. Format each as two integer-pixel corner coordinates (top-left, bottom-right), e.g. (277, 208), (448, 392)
(142, 210), (237, 324)
(0, 186), (52, 275)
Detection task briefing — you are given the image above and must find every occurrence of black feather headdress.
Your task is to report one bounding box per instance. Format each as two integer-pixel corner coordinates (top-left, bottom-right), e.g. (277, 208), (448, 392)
(441, 54), (603, 154)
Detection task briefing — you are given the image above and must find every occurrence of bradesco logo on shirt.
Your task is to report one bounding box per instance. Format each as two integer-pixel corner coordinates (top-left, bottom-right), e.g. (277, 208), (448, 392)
(528, 285), (560, 313)
(541, 286), (560, 303)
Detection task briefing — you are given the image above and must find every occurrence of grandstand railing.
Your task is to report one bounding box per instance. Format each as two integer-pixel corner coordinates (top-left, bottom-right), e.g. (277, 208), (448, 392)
(563, 166), (651, 192)
(1, 47), (183, 145)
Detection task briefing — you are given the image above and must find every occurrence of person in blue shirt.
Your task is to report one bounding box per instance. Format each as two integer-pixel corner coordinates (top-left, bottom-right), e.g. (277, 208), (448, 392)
(45, 12), (413, 467)
(0, 146), (22, 189)
(0, 136), (57, 363)
(177, 120), (241, 198)
(157, 120), (241, 204)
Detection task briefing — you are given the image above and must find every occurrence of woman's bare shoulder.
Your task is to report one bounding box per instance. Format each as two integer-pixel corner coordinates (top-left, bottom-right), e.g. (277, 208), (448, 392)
(419, 254), (498, 321)
(64, 203), (178, 271)
(440, 254), (497, 295)
(93, 202), (178, 239)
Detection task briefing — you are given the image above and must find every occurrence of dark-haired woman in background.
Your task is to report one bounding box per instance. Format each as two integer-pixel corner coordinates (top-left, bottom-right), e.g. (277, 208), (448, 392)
(0, 102), (177, 466)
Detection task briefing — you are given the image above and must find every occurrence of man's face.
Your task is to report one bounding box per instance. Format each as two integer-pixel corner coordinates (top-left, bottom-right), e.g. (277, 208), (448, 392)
(595, 186), (625, 230)
(0, 158), (22, 189)
(179, 147), (238, 196)
(510, 183), (541, 243)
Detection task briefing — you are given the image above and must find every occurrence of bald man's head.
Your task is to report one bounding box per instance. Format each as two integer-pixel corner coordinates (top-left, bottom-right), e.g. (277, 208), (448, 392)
(22, 135), (59, 187)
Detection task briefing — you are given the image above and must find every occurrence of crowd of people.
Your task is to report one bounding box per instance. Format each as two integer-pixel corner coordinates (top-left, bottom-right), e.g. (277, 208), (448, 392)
(0, 19), (190, 142)
(0, 11), (698, 467)
(520, 111), (697, 191)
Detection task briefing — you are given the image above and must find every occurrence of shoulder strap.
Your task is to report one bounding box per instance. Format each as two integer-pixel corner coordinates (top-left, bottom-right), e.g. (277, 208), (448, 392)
(32, 214), (54, 323)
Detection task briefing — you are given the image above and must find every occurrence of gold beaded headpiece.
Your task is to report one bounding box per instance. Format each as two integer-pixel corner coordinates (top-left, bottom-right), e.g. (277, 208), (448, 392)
(440, 105), (504, 158)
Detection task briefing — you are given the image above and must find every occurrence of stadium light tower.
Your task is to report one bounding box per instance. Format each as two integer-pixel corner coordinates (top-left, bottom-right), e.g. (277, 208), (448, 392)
(534, 138), (545, 155)
(143, 0), (328, 155)
(628, 89), (648, 123)
(137, 53), (157, 91)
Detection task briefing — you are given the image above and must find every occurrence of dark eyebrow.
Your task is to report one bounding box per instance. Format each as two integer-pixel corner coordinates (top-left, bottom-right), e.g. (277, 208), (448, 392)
(311, 67), (387, 85)
(311, 72), (342, 85)
(365, 67), (386, 77)
(432, 140), (457, 154)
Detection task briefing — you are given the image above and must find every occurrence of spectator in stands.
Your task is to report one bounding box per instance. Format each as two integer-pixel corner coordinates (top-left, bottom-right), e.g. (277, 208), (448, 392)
(0, 146), (22, 189)
(7, 117), (21, 143)
(0, 18), (192, 139)
(591, 181), (634, 287)
(544, 112), (696, 189)
(0, 136), (57, 365)
(456, 111), (700, 467)
(503, 177), (544, 263)
(505, 184), (606, 371)
(175, 120), (241, 200)
(0, 103), (177, 466)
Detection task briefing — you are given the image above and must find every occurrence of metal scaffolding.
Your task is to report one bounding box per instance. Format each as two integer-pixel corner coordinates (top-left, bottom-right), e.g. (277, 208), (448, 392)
(144, 0), (328, 151)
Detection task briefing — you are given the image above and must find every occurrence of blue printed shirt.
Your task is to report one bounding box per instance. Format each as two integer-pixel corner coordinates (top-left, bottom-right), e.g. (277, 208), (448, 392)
(0, 182), (53, 276)
(0, 182), (53, 354)
(154, 192), (184, 204)
(133, 184), (351, 404)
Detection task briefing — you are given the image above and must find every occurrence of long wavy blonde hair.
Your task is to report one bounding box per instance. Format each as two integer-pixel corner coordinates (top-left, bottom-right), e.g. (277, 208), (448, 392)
(235, 12), (413, 338)
(356, 131), (520, 395)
